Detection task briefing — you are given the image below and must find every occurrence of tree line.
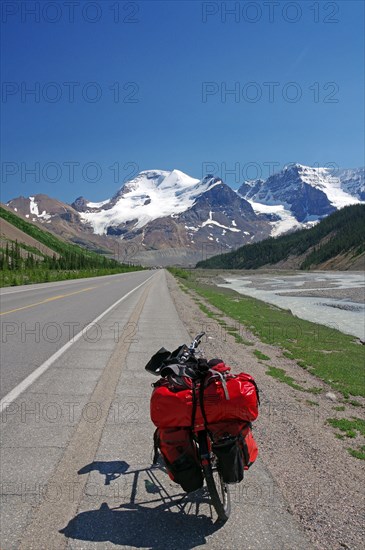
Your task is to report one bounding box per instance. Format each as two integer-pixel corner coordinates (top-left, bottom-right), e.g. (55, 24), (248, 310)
(196, 204), (365, 270)
(0, 240), (119, 272)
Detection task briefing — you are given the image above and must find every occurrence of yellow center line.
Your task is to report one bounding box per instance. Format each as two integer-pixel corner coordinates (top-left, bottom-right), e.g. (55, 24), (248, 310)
(0, 286), (97, 316)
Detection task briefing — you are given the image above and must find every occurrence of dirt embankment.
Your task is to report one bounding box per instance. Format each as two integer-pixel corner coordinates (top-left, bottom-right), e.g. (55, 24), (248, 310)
(0, 217), (59, 258)
(167, 273), (365, 550)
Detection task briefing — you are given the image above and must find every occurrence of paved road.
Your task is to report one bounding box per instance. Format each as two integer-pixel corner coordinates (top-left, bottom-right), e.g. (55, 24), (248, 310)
(0, 271), (153, 400)
(0, 270), (314, 549)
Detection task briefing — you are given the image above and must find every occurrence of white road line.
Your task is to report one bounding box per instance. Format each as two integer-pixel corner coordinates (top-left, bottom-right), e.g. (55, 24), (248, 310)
(0, 274), (155, 412)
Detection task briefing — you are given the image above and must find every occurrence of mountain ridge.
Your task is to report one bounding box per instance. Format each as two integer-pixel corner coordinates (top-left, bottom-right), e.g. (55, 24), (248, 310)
(5, 165), (364, 266)
(238, 164), (364, 228)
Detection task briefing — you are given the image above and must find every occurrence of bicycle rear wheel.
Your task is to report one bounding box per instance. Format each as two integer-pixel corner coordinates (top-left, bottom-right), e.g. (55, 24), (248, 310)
(202, 458), (231, 522)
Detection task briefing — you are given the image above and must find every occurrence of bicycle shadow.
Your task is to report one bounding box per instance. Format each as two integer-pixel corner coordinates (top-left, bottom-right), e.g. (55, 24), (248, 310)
(78, 460), (129, 485)
(60, 460), (222, 549)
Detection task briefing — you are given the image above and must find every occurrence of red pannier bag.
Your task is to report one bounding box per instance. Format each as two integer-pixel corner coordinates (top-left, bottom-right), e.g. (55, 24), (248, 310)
(151, 362), (259, 430)
(208, 420), (258, 469)
(208, 420), (259, 483)
(155, 427), (204, 493)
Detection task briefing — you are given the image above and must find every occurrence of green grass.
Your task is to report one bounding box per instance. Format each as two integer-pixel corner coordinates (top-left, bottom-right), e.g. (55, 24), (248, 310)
(349, 400), (362, 408)
(168, 267), (191, 280)
(306, 400), (319, 407)
(305, 386), (323, 395)
(266, 366), (322, 394)
(177, 283), (189, 294)
(253, 350), (270, 361)
(173, 276), (364, 397)
(226, 330), (254, 346)
(327, 417), (365, 438)
(347, 446), (365, 460)
(333, 406), (346, 412)
(197, 303), (217, 318)
(187, 285), (256, 346)
(266, 366), (306, 392)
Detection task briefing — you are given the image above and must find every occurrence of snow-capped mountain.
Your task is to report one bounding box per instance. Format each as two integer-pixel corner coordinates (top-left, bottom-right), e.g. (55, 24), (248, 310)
(73, 170), (221, 234)
(71, 169), (271, 250)
(5, 165), (364, 266)
(6, 170), (272, 264)
(238, 164), (364, 236)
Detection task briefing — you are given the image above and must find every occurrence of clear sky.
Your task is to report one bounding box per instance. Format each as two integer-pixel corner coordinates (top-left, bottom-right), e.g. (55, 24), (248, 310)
(1, 0), (364, 203)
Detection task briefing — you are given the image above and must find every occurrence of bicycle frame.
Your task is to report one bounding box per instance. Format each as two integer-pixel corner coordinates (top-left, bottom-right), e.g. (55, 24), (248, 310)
(195, 429), (231, 522)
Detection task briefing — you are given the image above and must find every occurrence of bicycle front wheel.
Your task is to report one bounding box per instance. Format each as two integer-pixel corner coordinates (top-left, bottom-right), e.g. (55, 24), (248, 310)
(202, 460), (231, 522)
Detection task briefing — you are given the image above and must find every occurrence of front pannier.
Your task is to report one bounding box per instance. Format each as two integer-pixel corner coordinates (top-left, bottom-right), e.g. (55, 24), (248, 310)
(156, 427), (204, 493)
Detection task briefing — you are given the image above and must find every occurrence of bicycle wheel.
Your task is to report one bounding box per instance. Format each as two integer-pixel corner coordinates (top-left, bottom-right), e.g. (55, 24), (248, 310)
(202, 457), (231, 522)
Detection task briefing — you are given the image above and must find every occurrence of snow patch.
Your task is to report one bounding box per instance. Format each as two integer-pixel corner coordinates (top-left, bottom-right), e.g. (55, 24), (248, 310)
(248, 200), (303, 236)
(29, 196), (51, 220)
(86, 199), (110, 209)
(201, 210), (241, 232)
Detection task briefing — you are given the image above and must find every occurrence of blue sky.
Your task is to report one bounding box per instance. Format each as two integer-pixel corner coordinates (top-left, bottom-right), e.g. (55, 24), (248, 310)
(1, 0), (364, 203)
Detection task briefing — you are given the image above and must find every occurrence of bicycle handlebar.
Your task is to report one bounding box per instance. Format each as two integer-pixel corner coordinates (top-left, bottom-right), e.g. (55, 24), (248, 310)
(145, 333), (207, 375)
(189, 332), (206, 352)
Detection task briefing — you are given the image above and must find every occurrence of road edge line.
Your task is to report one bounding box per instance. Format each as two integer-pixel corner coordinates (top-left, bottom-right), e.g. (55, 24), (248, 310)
(0, 274), (155, 412)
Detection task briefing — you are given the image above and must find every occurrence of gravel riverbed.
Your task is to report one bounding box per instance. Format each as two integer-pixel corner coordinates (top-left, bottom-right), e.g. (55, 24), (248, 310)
(213, 271), (365, 340)
(167, 273), (365, 550)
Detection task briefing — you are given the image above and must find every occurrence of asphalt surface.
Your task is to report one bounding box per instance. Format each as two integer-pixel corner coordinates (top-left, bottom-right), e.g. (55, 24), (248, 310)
(0, 271), (153, 400)
(0, 270), (314, 549)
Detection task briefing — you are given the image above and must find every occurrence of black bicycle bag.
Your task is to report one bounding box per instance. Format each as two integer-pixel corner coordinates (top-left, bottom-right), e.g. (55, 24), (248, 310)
(169, 453), (204, 493)
(212, 436), (244, 484)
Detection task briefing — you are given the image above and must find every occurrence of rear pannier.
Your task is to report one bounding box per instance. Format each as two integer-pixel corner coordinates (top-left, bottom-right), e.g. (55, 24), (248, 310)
(212, 436), (244, 484)
(150, 360), (259, 491)
(210, 421), (258, 483)
(151, 364), (259, 430)
(155, 427), (204, 493)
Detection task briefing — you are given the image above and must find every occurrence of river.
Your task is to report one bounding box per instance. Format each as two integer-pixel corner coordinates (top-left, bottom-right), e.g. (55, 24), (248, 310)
(217, 271), (365, 340)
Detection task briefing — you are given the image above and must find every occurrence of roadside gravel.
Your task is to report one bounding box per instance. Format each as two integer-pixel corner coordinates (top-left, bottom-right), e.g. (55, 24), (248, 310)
(167, 273), (365, 550)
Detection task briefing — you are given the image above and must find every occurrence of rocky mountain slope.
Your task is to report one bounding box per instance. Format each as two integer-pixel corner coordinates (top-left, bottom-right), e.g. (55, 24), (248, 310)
(6, 165), (364, 266)
(7, 170), (272, 265)
(196, 204), (365, 271)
